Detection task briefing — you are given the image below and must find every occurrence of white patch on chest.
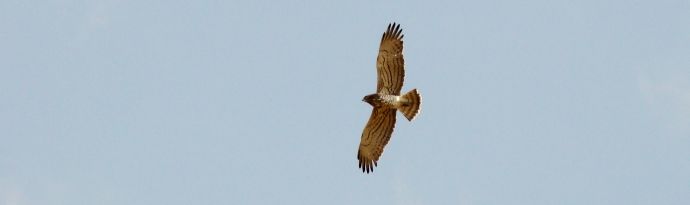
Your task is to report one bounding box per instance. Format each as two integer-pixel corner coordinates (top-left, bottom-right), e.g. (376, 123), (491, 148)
(384, 95), (405, 108)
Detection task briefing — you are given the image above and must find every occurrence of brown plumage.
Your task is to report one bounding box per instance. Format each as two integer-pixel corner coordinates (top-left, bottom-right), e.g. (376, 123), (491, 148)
(376, 23), (405, 95)
(357, 23), (422, 174)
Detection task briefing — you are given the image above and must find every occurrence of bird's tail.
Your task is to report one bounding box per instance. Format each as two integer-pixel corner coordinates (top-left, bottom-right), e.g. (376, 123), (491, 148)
(399, 89), (421, 121)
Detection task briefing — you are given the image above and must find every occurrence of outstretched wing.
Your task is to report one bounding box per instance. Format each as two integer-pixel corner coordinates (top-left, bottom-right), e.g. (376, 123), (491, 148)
(357, 108), (397, 173)
(376, 23), (405, 95)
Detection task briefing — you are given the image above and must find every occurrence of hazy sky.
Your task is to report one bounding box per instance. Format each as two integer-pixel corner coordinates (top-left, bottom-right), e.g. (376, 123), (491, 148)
(2, 0), (689, 204)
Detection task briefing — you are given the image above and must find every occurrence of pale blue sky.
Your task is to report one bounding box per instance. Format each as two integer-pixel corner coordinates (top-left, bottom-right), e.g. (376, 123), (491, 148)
(1, 0), (689, 204)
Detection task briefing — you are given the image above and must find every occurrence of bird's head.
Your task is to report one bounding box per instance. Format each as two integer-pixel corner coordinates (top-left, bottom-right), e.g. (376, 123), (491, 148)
(362, 94), (380, 106)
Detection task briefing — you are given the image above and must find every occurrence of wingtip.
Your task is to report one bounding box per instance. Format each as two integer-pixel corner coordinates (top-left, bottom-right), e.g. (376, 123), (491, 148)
(382, 22), (404, 41)
(357, 156), (377, 174)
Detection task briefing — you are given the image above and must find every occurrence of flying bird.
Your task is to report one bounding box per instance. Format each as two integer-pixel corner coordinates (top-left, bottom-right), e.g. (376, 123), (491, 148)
(357, 23), (422, 173)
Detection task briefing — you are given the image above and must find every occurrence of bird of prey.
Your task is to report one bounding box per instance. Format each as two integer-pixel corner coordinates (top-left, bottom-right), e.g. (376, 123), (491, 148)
(357, 23), (422, 173)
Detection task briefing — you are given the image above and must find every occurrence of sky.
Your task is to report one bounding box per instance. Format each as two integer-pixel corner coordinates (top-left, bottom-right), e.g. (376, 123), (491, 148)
(1, 0), (689, 204)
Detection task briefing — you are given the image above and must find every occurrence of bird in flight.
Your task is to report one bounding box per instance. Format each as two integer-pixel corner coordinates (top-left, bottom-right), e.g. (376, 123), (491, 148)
(357, 23), (422, 174)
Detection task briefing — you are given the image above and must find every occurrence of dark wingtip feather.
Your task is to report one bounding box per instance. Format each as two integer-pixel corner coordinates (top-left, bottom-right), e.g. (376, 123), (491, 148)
(381, 22), (404, 42)
(357, 157), (377, 174)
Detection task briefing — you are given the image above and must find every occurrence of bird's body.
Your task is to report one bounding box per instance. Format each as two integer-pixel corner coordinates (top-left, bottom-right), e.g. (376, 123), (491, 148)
(363, 94), (402, 108)
(357, 23), (422, 174)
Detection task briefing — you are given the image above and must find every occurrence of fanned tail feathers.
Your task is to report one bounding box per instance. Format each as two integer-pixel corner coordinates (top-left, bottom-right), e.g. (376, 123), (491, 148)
(399, 89), (421, 121)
